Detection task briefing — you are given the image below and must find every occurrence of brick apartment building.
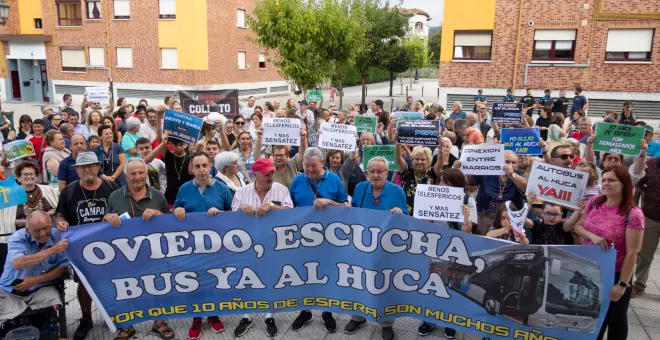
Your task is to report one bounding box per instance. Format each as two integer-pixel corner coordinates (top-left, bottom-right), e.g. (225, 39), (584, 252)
(439, 0), (660, 118)
(0, 0), (288, 105)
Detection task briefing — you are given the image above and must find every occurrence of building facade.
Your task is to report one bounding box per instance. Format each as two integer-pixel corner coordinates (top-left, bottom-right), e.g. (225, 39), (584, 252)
(0, 0), (288, 105)
(439, 0), (660, 118)
(401, 8), (431, 40)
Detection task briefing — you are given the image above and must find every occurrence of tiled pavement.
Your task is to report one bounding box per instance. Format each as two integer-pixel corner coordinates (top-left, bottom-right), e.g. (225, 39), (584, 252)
(61, 247), (660, 340)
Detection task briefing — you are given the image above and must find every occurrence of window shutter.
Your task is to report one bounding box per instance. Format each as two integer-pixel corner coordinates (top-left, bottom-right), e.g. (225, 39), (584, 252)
(534, 30), (576, 41)
(606, 29), (654, 52)
(238, 52), (246, 69)
(114, 0), (130, 17)
(159, 0), (176, 16)
(88, 47), (105, 66)
(454, 33), (492, 47)
(116, 47), (133, 67)
(237, 9), (245, 27)
(61, 49), (86, 68)
(161, 48), (178, 69)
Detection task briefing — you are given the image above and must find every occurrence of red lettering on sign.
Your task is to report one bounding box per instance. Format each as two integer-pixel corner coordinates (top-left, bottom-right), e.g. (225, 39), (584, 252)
(538, 185), (572, 201)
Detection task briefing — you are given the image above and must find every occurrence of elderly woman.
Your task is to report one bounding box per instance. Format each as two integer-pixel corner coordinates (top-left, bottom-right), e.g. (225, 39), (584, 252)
(395, 137), (444, 215)
(215, 152), (247, 195)
(41, 130), (71, 185)
(11, 162), (59, 230)
(432, 137), (458, 170)
(94, 124), (127, 185)
(573, 166), (644, 340)
(325, 150), (345, 176)
(121, 117), (141, 159)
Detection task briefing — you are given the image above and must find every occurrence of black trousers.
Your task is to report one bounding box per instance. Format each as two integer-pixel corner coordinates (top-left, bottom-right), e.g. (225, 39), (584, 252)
(597, 272), (632, 340)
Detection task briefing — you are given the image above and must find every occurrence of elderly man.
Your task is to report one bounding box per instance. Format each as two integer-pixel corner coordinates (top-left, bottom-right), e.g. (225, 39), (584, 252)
(59, 123), (73, 149)
(466, 112), (480, 130)
(103, 158), (173, 340)
(121, 117), (141, 159)
(0, 211), (69, 323)
(570, 117), (592, 141)
(239, 96), (257, 121)
(343, 156), (406, 340)
(273, 100), (281, 111)
(449, 101), (467, 121)
(56, 152), (120, 340)
(57, 134), (88, 191)
(231, 158), (293, 337)
(273, 129), (307, 189)
(139, 107), (158, 142)
(41, 105), (54, 130)
(68, 111), (90, 139)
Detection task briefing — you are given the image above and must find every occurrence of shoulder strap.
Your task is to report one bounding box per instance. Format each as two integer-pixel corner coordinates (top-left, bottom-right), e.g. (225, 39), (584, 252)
(358, 183), (369, 208)
(65, 180), (80, 204)
(306, 179), (323, 199)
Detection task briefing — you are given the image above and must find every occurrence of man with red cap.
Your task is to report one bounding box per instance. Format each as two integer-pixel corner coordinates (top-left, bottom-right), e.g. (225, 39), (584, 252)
(231, 158), (293, 337)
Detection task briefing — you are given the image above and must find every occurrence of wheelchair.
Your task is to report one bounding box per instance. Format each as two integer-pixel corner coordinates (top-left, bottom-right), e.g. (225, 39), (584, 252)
(0, 234), (68, 340)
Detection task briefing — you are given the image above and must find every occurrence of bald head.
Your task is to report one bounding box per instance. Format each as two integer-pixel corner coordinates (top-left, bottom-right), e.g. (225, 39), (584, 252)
(26, 211), (53, 243)
(71, 134), (88, 155)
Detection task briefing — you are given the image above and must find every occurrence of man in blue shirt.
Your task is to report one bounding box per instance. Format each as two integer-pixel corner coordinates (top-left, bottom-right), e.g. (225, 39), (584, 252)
(473, 89), (487, 112)
(69, 111), (90, 139)
(503, 88), (516, 103)
(288, 147), (348, 333)
(57, 134), (87, 191)
(448, 101), (467, 121)
(344, 156), (406, 340)
(0, 211), (69, 322)
(571, 86), (588, 115)
(173, 152), (231, 339)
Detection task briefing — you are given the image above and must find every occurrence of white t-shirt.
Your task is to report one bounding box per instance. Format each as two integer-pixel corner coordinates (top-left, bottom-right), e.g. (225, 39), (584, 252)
(140, 123), (157, 142)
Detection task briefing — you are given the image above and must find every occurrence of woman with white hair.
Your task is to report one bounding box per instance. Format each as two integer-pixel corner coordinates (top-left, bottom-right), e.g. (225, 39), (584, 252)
(395, 135), (444, 215)
(121, 116), (141, 159)
(215, 151), (247, 195)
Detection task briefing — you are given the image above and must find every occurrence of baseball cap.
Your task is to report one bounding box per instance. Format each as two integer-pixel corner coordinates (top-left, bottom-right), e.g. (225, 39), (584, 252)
(74, 152), (100, 167)
(544, 89), (551, 93)
(506, 88), (513, 92)
(643, 125), (654, 134)
(298, 100), (309, 106)
(252, 158), (275, 175)
(478, 89), (483, 93)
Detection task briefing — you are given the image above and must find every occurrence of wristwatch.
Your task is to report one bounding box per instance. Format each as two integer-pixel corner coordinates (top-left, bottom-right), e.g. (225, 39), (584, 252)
(618, 281), (629, 288)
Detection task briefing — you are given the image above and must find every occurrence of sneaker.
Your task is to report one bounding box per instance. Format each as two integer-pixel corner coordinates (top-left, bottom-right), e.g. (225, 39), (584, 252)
(321, 312), (337, 333)
(265, 318), (278, 337)
(344, 319), (367, 334)
(187, 317), (203, 340)
(291, 311), (313, 331)
(234, 318), (253, 337)
(74, 318), (93, 340)
(207, 316), (224, 333)
(417, 322), (435, 336)
(381, 326), (395, 340)
(444, 327), (457, 339)
(632, 287), (645, 298)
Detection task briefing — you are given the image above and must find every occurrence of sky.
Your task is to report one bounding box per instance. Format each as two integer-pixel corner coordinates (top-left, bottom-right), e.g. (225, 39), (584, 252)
(402, 0), (443, 26)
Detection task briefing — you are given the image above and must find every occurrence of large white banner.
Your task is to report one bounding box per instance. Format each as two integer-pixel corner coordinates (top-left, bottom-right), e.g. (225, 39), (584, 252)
(262, 118), (301, 146)
(318, 123), (357, 152)
(526, 161), (589, 209)
(413, 185), (465, 222)
(460, 144), (505, 176)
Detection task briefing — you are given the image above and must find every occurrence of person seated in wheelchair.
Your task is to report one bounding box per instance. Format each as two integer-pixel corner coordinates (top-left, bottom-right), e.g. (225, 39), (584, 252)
(0, 211), (69, 324)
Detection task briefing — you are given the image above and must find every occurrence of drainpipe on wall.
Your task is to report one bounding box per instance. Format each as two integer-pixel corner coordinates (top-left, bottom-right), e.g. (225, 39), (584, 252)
(523, 59), (591, 86)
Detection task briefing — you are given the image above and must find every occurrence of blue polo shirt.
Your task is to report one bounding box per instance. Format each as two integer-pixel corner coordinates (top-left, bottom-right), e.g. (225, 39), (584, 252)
(351, 181), (407, 212)
(290, 171), (348, 207)
(0, 228), (70, 293)
(174, 179), (233, 212)
(57, 155), (79, 184)
(449, 111), (467, 120)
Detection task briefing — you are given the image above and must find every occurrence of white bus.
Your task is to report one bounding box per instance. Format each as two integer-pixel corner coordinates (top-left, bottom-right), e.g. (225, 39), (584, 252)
(433, 244), (602, 334)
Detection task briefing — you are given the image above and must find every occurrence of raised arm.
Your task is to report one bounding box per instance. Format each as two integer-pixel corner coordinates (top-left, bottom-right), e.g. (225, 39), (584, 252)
(81, 93), (88, 114)
(217, 121), (231, 152)
(584, 135), (596, 165)
(395, 142), (409, 173)
(254, 128), (263, 160)
(294, 129), (308, 167)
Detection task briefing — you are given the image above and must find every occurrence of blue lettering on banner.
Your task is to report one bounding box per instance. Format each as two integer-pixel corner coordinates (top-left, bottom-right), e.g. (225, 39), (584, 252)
(63, 207), (614, 339)
(501, 128), (542, 155)
(162, 110), (203, 143)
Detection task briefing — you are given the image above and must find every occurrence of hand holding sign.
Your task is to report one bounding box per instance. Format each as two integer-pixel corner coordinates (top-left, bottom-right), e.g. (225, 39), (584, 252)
(593, 122), (646, 156)
(506, 201), (528, 243)
(459, 144), (505, 176)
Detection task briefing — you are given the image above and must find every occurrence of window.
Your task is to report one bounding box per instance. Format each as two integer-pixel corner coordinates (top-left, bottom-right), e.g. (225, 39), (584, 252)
(34, 18), (42, 29)
(258, 53), (266, 69)
(86, 0), (101, 19)
(237, 9), (246, 28)
(606, 28), (654, 61)
(453, 31), (492, 60)
(414, 22), (423, 32)
(56, 0), (82, 27)
(116, 47), (133, 68)
(238, 51), (246, 69)
(88, 47), (105, 67)
(114, 0), (130, 19)
(61, 48), (86, 72)
(533, 30), (577, 60)
(159, 0), (176, 19)
(161, 48), (178, 69)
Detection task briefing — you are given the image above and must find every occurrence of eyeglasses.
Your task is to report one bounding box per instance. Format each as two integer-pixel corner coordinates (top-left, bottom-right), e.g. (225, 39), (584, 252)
(235, 122), (245, 126)
(543, 212), (561, 218)
(555, 154), (575, 160)
(21, 173), (36, 177)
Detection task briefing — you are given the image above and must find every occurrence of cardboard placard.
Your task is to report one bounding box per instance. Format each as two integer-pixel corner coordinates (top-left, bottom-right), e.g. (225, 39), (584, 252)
(526, 161), (589, 209)
(501, 128), (542, 155)
(85, 87), (109, 102)
(396, 120), (440, 146)
(318, 123), (357, 151)
(491, 102), (523, 125)
(459, 144), (505, 176)
(354, 116), (378, 134)
(413, 185), (465, 222)
(593, 122), (645, 156)
(362, 145), (398, 171)
(306, 90), (323, 103)
(262, 118), (301, 146)
(163, 110), (204, 143)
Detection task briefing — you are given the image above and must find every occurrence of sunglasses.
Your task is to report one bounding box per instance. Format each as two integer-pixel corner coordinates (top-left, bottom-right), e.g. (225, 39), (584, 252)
(555, 154), (575, 160)
(235, 122), (245, 126)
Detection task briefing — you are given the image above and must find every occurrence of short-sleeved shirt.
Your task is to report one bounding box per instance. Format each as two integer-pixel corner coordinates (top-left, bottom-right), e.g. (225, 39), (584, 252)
(56, 179), (120, 226)
(0, 229), (70, 293)
(583, 195), (645, 271)
(106, 185), (170, 217)
(473, 173), (524, 215)
(289, 171), (348, 207)
(571, 95), (587, 113)
(449, 111), (467, 121)
(398, 168), (439, 215)
(163, 150), (193, 204)
(351, 181), (407, 213)
(535, 116), (552, 140)
(552, 98), (569, 115)
(121, 133), (140, 159)
(74, 124), (90, 139)
(174, 179), (233, 212)
(231, 182), (294, 211)
(57, 155), (79, 184)
(234, 149), (256, 179)
(274, 157), (299, 189)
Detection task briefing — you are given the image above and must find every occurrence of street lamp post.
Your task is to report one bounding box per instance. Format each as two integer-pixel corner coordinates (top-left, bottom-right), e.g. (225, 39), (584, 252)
(0, 0), (10, 26)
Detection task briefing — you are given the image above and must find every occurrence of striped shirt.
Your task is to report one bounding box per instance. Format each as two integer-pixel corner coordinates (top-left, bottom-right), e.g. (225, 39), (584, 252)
(231, 182), (294, 211)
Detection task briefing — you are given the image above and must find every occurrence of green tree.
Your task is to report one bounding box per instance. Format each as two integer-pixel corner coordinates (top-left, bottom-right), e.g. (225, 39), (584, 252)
(404, 37), (431, 89)
(353, 0), (408, 104)
(382, 42), (411, 97)
(428, 28), (442, 67)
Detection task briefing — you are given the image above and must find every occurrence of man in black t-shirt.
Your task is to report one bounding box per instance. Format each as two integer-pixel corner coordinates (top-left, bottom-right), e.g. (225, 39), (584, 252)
(521, 88), (537, 117)
(552, 90), (570, 116)
(55, 152), (120, 340)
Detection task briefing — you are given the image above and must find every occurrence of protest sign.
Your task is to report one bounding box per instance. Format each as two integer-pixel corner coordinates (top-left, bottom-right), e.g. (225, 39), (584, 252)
(318, 123), (357, 151)
(64, 207), (613, 340)
(163, 110), (203, 143)
(85, 87), (109, 102)
(460, 144), (505, 176)
(491, 102), (523, 125)
(0, 175), (27, 209)
(396, 120), (441, 146)
(413, 185), (465, 222)
(362, 145), (398, 171)
(179, 90), (239, 117)
(506, 201), (528, 242)
(396, 112), (423, 121)
(354, 116), (378, 134)
(262, 118), (301, 146)
(501, 128), (541, 155)
(306, 90), (323, 102)
(593, 122), (645, 156)
(526, 161), (589, 209)
(3, 139), (35, 161)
